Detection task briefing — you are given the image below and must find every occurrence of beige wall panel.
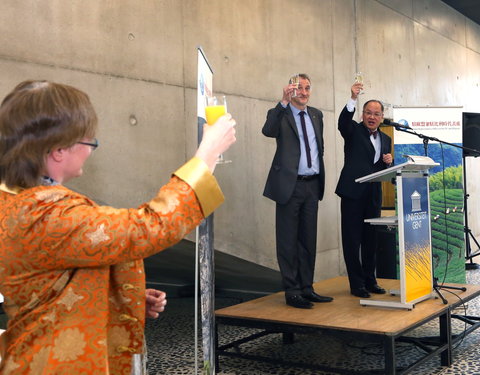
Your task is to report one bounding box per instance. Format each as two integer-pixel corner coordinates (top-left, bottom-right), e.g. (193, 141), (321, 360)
(413, 24), (466, 106)
(0, 0), (185, 85)
(376, 0), (414, 18)
(182, 0), (335, 112)
(315, 247), (346, 281)
(316, 110), (340, 254)
(0, 61), (47, 98)
(413, 0), (466, 45)
(71, 82), (186, 208)
(466, 19), (480, 53)
(356, 0), (416, 109)
(332, 0), (356, 190)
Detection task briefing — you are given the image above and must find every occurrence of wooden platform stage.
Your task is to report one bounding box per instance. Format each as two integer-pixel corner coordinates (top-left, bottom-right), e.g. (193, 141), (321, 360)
(215, 276), (480, 375)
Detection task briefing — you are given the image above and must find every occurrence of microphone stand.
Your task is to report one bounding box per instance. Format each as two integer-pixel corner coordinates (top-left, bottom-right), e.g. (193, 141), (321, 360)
(384, 125), (478, 299)
(385, 125), (472, 156)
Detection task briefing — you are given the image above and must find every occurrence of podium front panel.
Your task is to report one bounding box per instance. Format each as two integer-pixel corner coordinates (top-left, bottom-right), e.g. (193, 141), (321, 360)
(398, 174), (434, 303)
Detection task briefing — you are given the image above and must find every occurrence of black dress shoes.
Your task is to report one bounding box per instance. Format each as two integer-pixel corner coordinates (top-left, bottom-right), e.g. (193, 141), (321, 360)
(350, 287), (371, 298)
(366, 284), (386, 294)
(285, 295), (313, 309)
(302, 291), (334, 303)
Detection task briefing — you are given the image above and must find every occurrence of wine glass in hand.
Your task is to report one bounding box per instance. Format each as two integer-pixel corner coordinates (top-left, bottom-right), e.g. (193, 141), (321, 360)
(354, 72), (364, 95)
(289, 74), (300, 98)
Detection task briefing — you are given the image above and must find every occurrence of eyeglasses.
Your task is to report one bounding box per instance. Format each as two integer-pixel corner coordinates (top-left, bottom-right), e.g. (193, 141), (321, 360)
(77, 138), (99, 150)
(363, 111), (383, 118)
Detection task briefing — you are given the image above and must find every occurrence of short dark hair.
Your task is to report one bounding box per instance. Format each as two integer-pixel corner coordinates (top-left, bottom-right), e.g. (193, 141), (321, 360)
(363, 100), (384, 112)
(0, 80), (98, 189)
(298, 73), (311, 83)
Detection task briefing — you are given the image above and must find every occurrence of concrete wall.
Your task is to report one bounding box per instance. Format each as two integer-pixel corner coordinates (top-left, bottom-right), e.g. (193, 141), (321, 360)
(1, 0), (480, 280)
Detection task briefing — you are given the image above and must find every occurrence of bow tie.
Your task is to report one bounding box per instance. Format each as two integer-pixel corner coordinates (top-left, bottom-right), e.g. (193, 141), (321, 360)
(369, 130), (378, 139)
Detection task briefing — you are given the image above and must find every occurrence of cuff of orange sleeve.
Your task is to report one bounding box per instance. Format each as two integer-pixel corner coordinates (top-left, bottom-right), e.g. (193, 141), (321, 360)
(174, 157), (224, 217)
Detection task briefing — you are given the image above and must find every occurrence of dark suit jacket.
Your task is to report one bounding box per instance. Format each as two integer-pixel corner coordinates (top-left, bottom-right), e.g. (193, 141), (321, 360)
(262, 102), (325, 205)
(335, 106), (391, 205)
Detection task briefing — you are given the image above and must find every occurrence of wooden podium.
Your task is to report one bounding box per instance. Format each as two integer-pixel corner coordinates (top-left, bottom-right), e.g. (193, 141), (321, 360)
(355, 155), (440, 309)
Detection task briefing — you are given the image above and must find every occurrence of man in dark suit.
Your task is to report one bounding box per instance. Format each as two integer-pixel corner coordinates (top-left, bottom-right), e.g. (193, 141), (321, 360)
(262, 74), (332, 309)
(335, 82), (393, 298)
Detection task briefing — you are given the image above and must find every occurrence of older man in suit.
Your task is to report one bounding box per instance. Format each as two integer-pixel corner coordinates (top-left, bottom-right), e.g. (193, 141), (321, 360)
(336, 82), (393, 298)
(262, 74), (332, 309)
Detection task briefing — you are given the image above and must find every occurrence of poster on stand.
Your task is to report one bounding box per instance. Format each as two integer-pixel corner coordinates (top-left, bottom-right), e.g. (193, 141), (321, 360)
(393, 107), (466, 284)
(197, 47), (213, 128)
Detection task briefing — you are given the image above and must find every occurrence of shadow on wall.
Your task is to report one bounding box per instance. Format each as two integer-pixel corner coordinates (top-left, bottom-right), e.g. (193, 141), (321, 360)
(144, 239), (282, 298)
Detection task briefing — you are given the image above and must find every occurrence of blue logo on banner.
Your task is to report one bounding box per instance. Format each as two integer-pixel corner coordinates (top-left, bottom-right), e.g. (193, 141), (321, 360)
(200, 74), (205, 95)
(398, 119), (409, 127)
(403, 178), (429, 241)
(411, 190), (421, 212)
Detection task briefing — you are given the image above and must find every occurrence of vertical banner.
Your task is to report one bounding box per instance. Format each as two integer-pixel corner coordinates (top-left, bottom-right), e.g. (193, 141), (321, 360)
(393, 107), (466, 284)
(196, 47), (215, 375)
(400, 176), (433, 302)
(197, 47), (213, 131)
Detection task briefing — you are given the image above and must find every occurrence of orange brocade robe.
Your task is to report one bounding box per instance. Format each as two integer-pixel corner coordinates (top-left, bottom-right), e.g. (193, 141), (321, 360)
(0, 157), (224, 375)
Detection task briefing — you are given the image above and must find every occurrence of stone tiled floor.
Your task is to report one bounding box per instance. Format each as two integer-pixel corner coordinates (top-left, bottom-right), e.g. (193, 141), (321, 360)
(145, 268), (480, 375)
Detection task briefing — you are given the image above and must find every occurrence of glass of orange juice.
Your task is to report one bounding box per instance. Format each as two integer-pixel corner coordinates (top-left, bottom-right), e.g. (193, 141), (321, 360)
(204, 95), (231, 164)
(205, 96), (227, 125)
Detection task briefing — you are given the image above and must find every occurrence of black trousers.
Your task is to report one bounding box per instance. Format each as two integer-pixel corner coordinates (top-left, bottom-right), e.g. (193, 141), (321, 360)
(276, 178), (319, 297)
(340, 183), (382, 291)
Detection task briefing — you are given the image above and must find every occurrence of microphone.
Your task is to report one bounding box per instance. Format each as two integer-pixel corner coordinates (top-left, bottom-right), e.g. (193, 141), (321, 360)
(382, 118), (412, 130)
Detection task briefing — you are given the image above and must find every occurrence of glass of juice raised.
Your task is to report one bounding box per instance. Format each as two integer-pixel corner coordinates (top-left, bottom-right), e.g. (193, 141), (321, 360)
(205, 96), (227, 125)
(204, 95), (231, 164)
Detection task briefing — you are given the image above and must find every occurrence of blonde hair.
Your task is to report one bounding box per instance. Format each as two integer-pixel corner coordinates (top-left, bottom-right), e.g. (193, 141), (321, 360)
(0, 80), (98, 188)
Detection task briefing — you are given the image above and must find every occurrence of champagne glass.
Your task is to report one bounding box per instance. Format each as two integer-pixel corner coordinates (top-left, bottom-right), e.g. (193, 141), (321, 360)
(204, 95), (231, 164)
(354, 71), (364, 95)
(289, 74), (300, 98)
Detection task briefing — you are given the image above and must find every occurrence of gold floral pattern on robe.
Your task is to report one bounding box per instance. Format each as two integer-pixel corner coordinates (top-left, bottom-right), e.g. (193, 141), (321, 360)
(52, 328), (86, 361)
(29, 347), (50, 373)
(0, 159), (224, 375)
(56, 287), (85, 311)
(86, 223), (111, 245)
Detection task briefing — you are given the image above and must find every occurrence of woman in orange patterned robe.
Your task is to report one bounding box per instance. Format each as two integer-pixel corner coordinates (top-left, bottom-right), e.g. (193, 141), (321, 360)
(0, 80), (236, 374)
